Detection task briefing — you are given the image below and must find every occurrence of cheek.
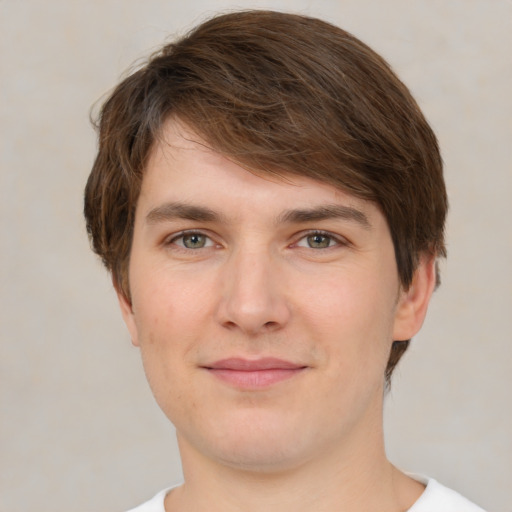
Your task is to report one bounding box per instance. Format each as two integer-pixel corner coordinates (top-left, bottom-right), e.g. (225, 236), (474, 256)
(133, 281), (204, 364)
(129, 278), (194, 394)
(298, 270), (397, 374)
(136, 317), (198, 427)
(131, 262), (211, 332)
(301, 271), (396, 333)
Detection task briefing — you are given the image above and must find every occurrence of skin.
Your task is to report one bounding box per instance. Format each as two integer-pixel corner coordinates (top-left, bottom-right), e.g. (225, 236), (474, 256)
(117, 120), (436, 511)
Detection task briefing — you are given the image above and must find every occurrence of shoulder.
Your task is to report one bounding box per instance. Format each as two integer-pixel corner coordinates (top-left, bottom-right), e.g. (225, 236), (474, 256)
(123, 478), (485, 512)
(124, 487), (171, 512)
(408, 476), (486, 512)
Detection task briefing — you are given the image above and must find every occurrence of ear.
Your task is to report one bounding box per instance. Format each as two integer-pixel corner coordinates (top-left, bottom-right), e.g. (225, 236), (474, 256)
(114, 279), (141, 347)
(392, 255), (437, 341)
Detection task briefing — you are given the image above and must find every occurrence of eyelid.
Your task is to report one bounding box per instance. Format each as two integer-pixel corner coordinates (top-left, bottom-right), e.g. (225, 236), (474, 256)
(162, 228), (349, 250)
(164, 229), (216, 248)
(292, 229), (350, 248)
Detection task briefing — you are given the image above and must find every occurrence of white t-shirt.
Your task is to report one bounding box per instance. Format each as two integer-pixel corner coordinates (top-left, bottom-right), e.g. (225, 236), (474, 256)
(407, 476), (485, 512)
(126, 477), (485, 512)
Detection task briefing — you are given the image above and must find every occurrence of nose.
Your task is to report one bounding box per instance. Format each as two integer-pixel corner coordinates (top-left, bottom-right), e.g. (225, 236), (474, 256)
(214, 246), (291, 335)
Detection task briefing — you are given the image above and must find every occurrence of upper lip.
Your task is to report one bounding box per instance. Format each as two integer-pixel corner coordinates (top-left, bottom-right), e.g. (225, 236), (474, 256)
(204, 358), (306, 371)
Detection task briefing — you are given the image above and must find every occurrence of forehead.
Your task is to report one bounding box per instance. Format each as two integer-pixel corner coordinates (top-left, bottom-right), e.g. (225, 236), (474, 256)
(138, 119), (380, 226)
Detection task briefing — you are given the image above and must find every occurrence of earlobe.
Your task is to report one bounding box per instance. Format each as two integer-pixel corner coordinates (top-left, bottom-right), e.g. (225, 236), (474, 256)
(114, 279), (141, 347)
(392, 255), (437, 342)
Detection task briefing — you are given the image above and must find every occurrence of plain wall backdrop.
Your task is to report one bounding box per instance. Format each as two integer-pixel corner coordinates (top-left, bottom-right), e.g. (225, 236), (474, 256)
(1, 1), (511, 510)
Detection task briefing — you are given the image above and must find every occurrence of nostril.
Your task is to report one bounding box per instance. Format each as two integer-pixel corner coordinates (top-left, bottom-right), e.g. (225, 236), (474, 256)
(223, 320), (238, 330)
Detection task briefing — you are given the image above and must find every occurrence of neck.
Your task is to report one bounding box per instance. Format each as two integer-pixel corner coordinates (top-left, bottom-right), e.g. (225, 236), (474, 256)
(165, 397), (424, 512)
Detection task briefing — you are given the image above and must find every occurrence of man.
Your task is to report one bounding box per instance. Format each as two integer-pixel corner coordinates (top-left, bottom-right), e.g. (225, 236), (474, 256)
(84, 10), (484, 511)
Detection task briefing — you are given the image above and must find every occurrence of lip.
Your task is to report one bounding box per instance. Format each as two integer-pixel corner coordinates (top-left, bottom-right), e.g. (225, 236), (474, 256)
(202, 358), (307, 389)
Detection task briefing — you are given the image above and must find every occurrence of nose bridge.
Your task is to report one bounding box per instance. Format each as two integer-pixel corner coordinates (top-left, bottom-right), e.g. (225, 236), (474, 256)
(216, 241), (290, 334)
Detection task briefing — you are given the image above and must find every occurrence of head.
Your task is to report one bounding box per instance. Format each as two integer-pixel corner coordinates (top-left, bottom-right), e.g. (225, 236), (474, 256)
(84, 10), (447, 385)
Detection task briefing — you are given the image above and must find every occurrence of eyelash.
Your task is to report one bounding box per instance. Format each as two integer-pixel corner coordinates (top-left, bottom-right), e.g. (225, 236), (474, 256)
(165, 230), (216, 250)
(165, 229), (348, 252)
(293, 230), (348, 249)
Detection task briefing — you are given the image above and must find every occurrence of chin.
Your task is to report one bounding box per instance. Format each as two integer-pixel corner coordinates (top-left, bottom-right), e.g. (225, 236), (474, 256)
(214, 439), (309, 474)
(182, 409), (321, 474)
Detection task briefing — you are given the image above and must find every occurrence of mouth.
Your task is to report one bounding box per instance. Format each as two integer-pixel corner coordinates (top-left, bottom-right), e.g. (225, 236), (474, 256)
(202, 357), (308, 389)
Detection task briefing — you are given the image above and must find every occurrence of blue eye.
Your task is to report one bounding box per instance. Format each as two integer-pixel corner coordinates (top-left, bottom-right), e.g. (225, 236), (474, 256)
(296, 232), (340, 249)
(172, 232), (213, 249)
(307, 234), (333, 248)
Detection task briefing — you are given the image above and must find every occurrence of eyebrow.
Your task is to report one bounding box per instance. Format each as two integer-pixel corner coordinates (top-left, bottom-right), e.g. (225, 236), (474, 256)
(145, 202), (222, 224)
(278, 204), (371, 229)
(145, 201), (371, 229)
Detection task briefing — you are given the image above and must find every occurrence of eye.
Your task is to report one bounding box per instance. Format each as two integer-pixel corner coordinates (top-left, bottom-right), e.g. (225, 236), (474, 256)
(295, 231), (342, 249)
(170, 232), (214, 249)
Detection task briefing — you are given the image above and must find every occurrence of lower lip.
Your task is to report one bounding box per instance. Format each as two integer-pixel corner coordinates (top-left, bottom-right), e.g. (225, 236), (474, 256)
(207, 368), (305, 389)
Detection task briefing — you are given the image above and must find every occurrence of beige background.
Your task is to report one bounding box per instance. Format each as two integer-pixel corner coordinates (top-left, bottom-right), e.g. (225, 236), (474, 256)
(1, 1), (511, 511)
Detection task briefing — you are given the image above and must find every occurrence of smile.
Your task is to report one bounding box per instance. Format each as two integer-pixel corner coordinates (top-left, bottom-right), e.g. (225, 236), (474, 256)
(203, 358), (308, 389)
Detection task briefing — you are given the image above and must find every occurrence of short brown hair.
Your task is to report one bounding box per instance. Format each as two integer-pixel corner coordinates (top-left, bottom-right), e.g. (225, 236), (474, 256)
(84, 10), (447, 381)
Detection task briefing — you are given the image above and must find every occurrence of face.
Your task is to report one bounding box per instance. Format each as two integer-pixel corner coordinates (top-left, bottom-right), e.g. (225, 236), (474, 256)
(118, 120), (434, 473)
